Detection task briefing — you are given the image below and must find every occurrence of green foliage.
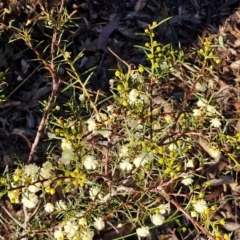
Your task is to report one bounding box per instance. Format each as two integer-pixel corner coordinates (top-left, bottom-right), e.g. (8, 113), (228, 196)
(0, 71), (7, 102)
(0, 8), (235, 240)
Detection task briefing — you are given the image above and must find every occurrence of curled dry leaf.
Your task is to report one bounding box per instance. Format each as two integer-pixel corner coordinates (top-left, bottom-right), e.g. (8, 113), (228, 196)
(198, 136), (221, 161)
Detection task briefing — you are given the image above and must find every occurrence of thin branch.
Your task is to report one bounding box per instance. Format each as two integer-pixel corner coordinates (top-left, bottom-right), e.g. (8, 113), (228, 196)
(159, 188), (215, 240)
(27, 1), (66, 163)
(24, 199), (43, 226)
(174, 62), (207, 128)
(1, 206), (25, 229)
(7, 65), (41, 98)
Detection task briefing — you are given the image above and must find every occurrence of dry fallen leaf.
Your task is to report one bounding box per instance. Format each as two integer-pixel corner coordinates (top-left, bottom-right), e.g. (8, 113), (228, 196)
(205, 187), (223, 200)
(32, 83), (52, 100)
(230, 60), (240, 70)
(234, 102), (240, 114)
(224, 222), (240, 232)
(21, 58), (30, 74)
(205, 159), (228, 179)
(98, 21), (119, 50)
(203, 175), (233, 187)
(134, 0), (147, 12)
(198, 136), (221, 161)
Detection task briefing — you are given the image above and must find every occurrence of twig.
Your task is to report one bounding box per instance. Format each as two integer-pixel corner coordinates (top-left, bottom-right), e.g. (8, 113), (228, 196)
(27, 1), (66, 163)
(7, 65), (41, 98)
(0, 101), (22, 108)
(27, 77), (60, 163)
(24, 199), (43, 227)
(159, 187), (215, 240)
(103, 147), (109, 175)
(10, 132), (32, 149)
(1, 206), (25, 229)
(174, 62), (207, 128)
